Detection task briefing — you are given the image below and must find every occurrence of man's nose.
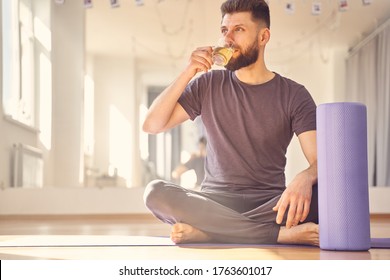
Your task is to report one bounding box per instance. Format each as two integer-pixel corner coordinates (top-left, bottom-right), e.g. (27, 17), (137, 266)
(223, 32), (234, 47)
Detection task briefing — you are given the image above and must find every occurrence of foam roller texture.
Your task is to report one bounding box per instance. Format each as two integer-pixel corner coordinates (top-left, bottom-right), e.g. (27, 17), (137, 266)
(317, 102), (371, 251)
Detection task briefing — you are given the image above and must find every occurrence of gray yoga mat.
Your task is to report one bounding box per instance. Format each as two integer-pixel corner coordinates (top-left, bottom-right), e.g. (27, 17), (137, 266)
(371, 238), (390, 248)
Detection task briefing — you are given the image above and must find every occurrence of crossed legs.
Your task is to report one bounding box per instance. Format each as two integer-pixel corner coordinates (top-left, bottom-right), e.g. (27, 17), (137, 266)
(143, 180), (319, 246)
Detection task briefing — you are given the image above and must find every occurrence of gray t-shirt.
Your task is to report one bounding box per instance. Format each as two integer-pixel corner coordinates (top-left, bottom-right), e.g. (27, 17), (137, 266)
(178, 70), (316, 193)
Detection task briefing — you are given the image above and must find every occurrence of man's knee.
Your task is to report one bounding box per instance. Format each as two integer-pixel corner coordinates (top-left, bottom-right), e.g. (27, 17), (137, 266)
(143, 179), (168, 209)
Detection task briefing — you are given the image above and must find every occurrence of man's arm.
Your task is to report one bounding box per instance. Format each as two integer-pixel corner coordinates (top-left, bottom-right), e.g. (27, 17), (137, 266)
(142, 46), (213, 134)
(273, 130), (317, 229)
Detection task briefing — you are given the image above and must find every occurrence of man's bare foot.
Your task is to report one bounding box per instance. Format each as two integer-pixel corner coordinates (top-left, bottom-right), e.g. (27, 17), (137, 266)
(170, 223), (212, 244)
(277, 222), (319, 246)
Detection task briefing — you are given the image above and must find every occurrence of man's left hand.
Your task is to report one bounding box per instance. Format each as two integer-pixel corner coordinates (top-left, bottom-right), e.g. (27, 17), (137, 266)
(273, 171), (313, 229)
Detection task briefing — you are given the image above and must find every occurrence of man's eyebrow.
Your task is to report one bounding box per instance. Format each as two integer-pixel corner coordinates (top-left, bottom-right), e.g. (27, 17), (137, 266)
(220, 23), (246, 29)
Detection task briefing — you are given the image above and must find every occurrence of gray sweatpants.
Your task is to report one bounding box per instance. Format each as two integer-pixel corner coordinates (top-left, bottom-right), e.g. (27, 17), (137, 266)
(143, 180), (318, 244)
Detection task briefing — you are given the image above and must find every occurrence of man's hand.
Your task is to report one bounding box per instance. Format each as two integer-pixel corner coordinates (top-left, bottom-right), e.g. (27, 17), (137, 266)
(143, 46), (214, 134)
(185, 46), (214, 75)
(273, 171), (314, 229)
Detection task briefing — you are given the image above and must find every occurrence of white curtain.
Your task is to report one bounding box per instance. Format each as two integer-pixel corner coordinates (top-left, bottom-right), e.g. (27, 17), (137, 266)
(375, 26), (390, 186)
(346, 21), (390, 187)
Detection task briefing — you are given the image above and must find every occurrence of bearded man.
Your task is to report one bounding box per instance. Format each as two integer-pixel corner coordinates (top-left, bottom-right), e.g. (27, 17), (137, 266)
(142, 0), (319, 246)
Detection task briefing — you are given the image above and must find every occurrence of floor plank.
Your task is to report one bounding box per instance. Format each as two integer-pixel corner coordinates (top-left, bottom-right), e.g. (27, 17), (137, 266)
(0, 214), (389, 260)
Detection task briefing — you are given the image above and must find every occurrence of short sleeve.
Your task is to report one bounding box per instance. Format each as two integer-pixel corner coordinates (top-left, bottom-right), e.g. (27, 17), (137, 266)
(291, 86), (317, 136)
(178, 73), (210, 121)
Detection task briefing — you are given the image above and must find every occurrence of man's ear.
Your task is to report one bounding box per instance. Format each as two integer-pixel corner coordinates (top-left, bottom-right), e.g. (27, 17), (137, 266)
(259, 28), (271, 45)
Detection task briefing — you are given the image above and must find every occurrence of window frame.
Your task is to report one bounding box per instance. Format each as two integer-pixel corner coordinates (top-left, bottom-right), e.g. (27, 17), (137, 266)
(2, 0), (36, 128)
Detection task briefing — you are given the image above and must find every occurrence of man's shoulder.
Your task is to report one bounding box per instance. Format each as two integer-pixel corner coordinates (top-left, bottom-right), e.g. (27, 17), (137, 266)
(274, 72), (305, 88)
(272, 73), (312, 100)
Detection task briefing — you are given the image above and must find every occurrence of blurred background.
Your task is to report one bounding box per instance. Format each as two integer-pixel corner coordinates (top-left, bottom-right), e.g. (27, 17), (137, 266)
(0, 0), (389, 215)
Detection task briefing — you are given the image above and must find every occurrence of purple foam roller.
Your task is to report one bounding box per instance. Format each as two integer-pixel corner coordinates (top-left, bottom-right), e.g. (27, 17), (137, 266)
(317, 102), (371, 251)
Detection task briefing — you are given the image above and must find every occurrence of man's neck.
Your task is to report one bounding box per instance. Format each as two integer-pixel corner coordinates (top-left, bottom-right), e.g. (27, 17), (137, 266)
(234, 60), (275, 85)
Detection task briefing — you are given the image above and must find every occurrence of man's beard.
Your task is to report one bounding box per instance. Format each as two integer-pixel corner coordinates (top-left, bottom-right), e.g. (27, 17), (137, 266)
(225, 38), (259, 71)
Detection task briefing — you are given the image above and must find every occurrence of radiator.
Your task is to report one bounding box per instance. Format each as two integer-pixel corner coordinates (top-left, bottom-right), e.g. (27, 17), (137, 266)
(12, 143), (43, 188)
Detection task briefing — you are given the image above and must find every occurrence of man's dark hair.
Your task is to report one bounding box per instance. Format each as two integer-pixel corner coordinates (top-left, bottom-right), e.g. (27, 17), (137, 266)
(221, 0), (270, 29)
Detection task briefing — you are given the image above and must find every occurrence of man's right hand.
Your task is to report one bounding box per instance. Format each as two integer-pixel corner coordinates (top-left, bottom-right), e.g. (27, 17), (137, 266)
(143, 46), (213, 134)
(185, 46), (214, 75)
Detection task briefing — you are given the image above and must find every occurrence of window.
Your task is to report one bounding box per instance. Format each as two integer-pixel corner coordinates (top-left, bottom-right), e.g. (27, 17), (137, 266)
(2, 0), (35, 127)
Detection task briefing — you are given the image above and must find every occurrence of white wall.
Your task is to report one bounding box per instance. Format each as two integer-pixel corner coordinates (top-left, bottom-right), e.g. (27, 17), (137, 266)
(0, 187), (149, 215)
(270, 47), (345, 183)
(50, 0), (85, 187)
(90, 55), (137, 186)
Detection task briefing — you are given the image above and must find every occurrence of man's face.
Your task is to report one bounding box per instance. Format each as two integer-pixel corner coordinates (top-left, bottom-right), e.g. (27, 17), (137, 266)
(219, 12), (263, 71)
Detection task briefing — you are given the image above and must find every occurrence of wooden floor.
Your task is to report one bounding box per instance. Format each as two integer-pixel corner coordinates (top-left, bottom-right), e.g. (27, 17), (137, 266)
(0, 214), (389, 260)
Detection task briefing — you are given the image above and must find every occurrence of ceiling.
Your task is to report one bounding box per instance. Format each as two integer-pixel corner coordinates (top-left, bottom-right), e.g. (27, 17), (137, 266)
(85, 0), (390, 66)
